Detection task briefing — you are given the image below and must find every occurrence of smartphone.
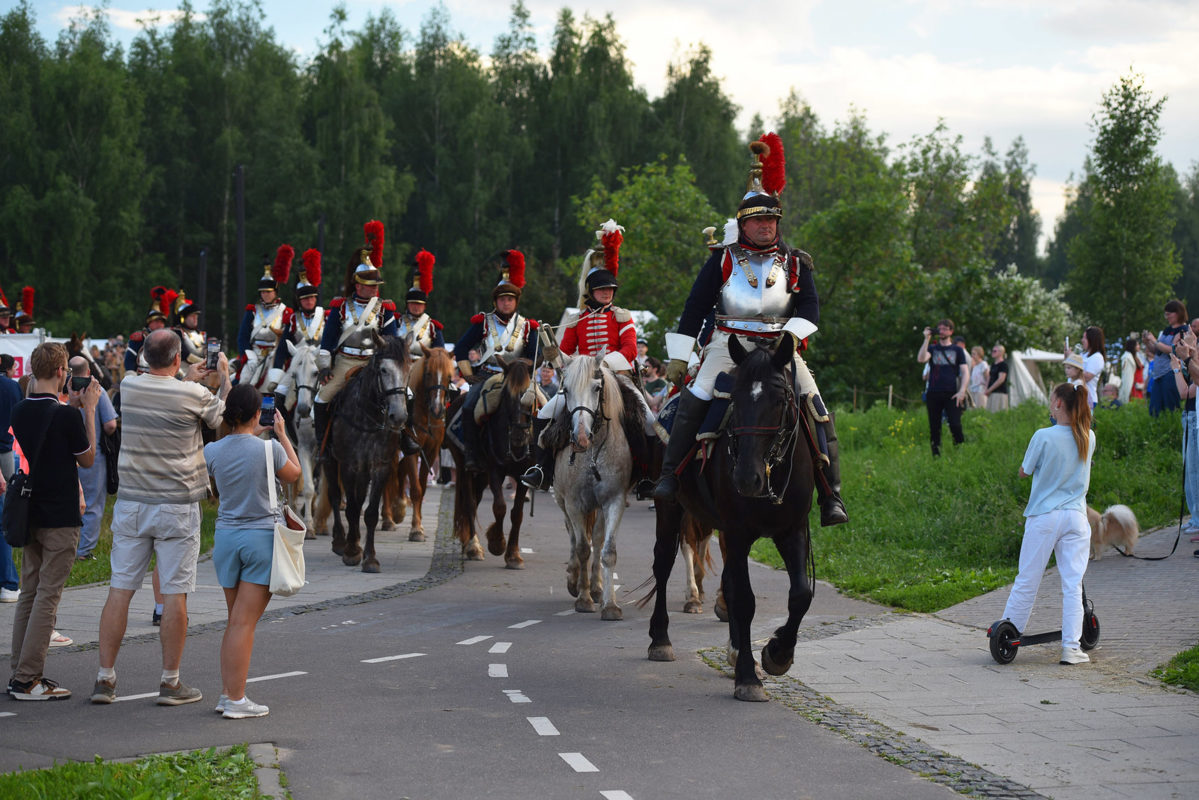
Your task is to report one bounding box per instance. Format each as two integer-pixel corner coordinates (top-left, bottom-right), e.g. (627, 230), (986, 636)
(206, 337), (221, 370)
(69, 375), (91, 393)
(260, 395), (276, 427)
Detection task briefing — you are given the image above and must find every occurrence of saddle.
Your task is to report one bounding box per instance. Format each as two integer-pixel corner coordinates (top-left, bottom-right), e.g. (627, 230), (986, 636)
(474, 372), (546, 424)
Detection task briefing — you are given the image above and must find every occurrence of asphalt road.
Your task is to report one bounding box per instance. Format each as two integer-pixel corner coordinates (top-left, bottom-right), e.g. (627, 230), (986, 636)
(2, 492), (959, 800)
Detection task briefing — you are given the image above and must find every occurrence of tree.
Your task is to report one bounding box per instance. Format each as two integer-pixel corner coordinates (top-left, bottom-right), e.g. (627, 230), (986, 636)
(1170, 163), (1199, 311)
(991, 136), (1042, 275)
(1067, 72), (1180, 336)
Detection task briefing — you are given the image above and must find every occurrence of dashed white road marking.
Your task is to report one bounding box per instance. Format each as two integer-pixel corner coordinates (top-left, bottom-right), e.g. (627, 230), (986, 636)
(247, 671), (307, 683)
(503, 689), (532, 703)
(0, 712), (15, 718)
(554, 609), (575, 616)
(488, 664), (508, 678)
(488, 642), (512, 654)
(559, 752), (598, 773)
(601, 791), (635, 800)
(361, 652), (426, 664)
(509, 619), (541, 629)
(527, 716), (559, 736)
(457, 635), (492, 645)
(521, 547), (534, 554)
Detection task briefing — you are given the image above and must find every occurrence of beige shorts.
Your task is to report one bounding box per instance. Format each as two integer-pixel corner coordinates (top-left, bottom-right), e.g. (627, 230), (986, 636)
(109, 500), (202, 594)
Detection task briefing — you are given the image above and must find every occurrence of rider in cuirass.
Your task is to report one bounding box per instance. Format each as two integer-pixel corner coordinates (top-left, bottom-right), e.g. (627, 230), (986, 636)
(652, 133), (848, 527)
(237, 246), (291, 388)
(265, 247), (325, 410)
(313, 221), (420, 458)
(172, 292), (207, 377)
(453, 250), (541, 472)
(520, 219), (649, 492)
(125, 288), (172, 374)
(397, 249), (446, 358)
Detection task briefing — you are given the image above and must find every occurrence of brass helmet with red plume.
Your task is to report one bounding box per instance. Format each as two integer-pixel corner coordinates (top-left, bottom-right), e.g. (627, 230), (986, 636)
(492, 249), (526, 302)
(297, 249), (321, 300)
(736, 132), (785, 222)
(408, 249), (435, 305)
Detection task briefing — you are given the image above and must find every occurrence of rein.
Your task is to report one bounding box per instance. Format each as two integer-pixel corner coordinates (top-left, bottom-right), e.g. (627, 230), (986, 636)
(566, 367), (612, 478)
(727, 375), (801, 504)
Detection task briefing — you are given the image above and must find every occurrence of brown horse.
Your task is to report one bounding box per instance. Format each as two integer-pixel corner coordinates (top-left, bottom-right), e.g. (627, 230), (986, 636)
(382, 346), (454, 541)
(447, 359), (536, 568)
(647, 335), (815, 702)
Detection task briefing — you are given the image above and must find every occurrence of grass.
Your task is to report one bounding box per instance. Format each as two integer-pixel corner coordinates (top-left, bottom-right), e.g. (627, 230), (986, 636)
(0, 745), (263, 799)
(1153, 645), (1199, 692)
(749, 399), (1183, 612)
(14, 498), (218, 588)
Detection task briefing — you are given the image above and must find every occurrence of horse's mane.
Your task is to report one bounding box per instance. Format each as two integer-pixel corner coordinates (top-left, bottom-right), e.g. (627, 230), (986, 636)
(412, 346), (453, 394)
(503, 359), (533, 399)
(562, 355), (624, 420)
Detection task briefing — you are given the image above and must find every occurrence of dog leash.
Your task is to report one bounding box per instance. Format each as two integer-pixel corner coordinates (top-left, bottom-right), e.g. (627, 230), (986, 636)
(1114, 415), (1186, 561)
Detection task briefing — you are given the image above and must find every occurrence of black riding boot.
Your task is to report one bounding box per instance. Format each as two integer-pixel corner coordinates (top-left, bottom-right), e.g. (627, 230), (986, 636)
(314, 402), (330, 461)
(520, 417), (554, 490)
(401, 427), (422, 457)
(816, 416), (848, 526)
(652, 389), (709, 503)
(461, 404), (483, 471)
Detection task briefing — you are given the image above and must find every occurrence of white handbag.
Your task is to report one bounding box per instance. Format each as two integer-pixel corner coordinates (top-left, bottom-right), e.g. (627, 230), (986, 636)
(265, 440), (306, 596)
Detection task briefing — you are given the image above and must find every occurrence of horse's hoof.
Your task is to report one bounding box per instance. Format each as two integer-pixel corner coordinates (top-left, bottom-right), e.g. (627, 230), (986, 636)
(331, 542), (345, 556)
(505, 558), (525, 570)
(465, 544), (485, 561)
(566, 578), (579, 598)
(733, 683), (769, 702)
(714, 600), (729, 623)
(683, 600), (703, 614)
(648, 644), (676, 662)
(409, 530), (426, 543)
(305, 529), (316, 541)
(601, 606), (622, 621)
(590, 588), (603, 604)
(761, 643), (794, 676)
(362, 559), (381, 574)
(575, 597), (595, 613)
(343, 552), (362, 567)
(381, 520), (395, 532)
(487, 532), (505, 556)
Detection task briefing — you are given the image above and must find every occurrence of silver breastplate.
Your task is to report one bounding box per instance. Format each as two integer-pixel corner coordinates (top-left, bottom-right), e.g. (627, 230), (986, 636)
(294, 308), (325, 345)
(340, 302), (381, 352)
(716, 247), (792, 334)
(483, 312), (527, 368)
(180, 328), (205, 360)
(398, 313), (433, 355)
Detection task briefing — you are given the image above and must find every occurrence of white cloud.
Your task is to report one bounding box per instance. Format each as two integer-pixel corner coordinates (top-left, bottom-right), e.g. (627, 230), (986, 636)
(53, 5), (203, 33)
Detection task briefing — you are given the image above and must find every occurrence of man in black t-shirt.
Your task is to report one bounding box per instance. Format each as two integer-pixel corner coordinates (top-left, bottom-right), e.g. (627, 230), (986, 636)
(984, 344), (1010, 412)
(917, 318), (969, 456)
(7, 342), (98, 701)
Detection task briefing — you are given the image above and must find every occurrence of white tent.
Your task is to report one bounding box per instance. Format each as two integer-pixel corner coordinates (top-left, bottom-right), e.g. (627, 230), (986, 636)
(1008, 348), (1067, 406)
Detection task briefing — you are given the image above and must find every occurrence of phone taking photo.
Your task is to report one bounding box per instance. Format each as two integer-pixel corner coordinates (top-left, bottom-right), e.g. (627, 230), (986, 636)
(69, 375), (91, 393)
(259, 395), (276, 427)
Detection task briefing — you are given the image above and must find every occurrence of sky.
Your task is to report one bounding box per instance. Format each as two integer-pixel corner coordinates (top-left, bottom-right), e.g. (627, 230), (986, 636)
(25, 0), (1199, 252)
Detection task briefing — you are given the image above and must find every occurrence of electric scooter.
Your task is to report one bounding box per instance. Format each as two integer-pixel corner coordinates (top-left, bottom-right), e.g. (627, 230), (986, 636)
(986, 583), (1100, 664)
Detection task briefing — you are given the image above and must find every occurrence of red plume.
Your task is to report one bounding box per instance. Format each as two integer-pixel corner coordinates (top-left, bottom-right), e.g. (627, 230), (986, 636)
(301, 249), (322, 287)
(602, 229), (623, 278)
(273, 244), (294, 284)
(416, 249), (435, 295)
(758, 132), (786, 196)
(364, 220), (385, 268)
(505, 250), (526, 289)
(20, 286), (34, 317)
(159, 288), (179, 319)
(0, 285), (9, 309)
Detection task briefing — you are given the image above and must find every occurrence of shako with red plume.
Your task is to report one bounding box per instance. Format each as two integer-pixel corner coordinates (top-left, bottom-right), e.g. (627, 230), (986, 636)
(272, 245), (294, 286)
(492, 249), (526, 302)
(364, 220), (385, 269)
(736, 132), (785, 221)
(353, 221), (385, 287)
(297, 249), (322, 299)
(14, 286), (35, 328)
(578, 219), (625, 304)
(408, 249), (435, 304)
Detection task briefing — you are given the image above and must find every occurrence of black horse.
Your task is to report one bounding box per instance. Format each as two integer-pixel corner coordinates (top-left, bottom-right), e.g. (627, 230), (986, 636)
(448, 359), (536, 569)
(323, 334), (411, 573)
(647, 334), (816, 701)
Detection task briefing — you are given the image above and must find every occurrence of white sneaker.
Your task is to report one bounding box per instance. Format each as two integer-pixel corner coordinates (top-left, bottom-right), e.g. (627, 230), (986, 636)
(49, 630), (73, 647)
(1060, 647), (1090, 665)
(222, 696), (269, 719)
(0, 587), (18, 603)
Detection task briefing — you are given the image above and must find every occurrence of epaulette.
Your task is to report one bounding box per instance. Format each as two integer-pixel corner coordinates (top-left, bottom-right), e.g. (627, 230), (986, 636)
(612, 307), (632, 323)
(527, 319), (540, 330)
(330, 298), (346, 309)
(470, 313), (484, 325)
(430, 319), (444, 330)
(244, 304), (256, 312)
(381, 300), (397, 312)
(793, 248), (814, 271)
(281, 308), (294, 324)
(129, 330), (145, 343)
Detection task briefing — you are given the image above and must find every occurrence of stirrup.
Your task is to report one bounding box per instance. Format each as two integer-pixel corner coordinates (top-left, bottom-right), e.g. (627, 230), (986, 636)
(634, 479), (656, 501)
(520, 465), (545, 490)
(652, 474), (680, 503)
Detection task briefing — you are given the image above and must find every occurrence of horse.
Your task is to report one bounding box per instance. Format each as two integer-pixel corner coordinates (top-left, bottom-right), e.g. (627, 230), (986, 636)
(679, 513), (727, 618)
(552, 354), (643, 619)
(281, 338), (321, 535)
(646, 334), (815, 702)
(321, 334), (411, 572)
(447, 359), (537, 568)
(382, 345), (453, 541)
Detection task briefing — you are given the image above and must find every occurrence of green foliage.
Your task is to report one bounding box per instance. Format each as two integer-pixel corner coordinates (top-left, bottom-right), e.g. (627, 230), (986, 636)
(0, 745), (261, 799)
(1170, 164), (1199, 312)
(1065, 71), (1181, 336)
(1153, 644), (1199, 692)
(750, 400), (1182, 612)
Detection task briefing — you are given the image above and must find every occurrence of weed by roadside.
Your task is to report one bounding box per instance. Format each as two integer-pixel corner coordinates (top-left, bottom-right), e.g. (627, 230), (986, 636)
(1154, 645), (1199, 692)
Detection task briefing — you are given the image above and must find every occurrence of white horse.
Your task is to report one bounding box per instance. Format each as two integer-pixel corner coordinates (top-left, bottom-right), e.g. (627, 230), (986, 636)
(553, 354), (636, 620)
(282, 339), (320, 534)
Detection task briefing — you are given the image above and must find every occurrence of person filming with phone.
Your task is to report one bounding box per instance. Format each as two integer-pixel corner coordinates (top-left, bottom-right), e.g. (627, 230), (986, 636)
(917, 319), (969, 456)
(67, 357), (118, 561)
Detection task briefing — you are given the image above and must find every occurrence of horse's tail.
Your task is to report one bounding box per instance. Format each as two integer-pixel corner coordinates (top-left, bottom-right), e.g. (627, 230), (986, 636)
(631, 574), (658, 610)
(451, 450), (477, 544)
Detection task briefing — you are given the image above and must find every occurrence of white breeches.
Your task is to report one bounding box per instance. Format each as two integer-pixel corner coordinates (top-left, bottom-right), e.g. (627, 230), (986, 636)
(536, 384), (656, 434)
(690, 331), (819, 401)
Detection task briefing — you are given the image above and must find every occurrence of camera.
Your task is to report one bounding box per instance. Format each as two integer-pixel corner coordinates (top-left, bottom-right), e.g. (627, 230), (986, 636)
(69, 375), (92, 393)
(206, 337), (221, 370)
(259, 395), (276, 427)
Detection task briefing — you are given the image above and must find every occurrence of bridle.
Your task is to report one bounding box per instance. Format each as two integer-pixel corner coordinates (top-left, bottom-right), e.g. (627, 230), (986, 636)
(566, 366), (608, 450)
(727, 369), (800, 504)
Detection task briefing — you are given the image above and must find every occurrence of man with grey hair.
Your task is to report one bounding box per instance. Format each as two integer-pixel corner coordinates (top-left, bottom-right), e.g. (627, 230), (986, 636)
(91, 329), (230, 706)
(984, 345), (1010, 412)
(67, 357), (118, 560)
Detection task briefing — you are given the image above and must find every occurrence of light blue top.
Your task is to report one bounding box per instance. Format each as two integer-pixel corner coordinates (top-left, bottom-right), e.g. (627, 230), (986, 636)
(1022, 424), (1095, 517)
(204, 435), (288, 529)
